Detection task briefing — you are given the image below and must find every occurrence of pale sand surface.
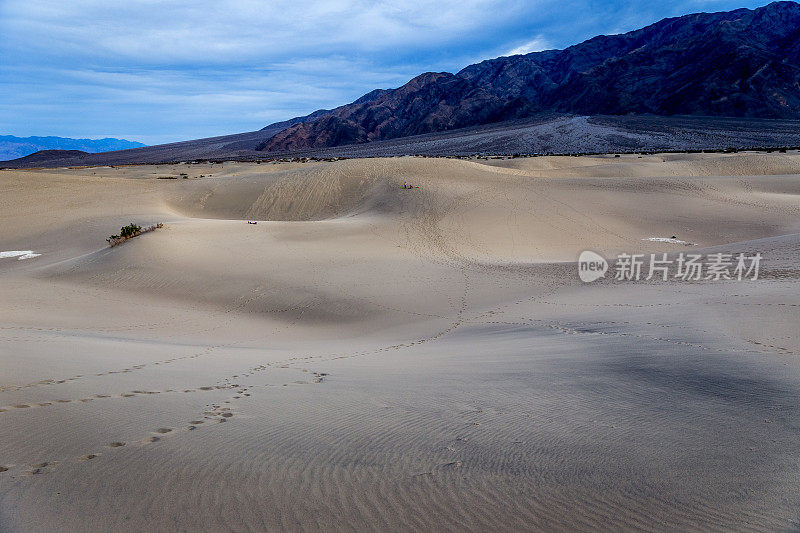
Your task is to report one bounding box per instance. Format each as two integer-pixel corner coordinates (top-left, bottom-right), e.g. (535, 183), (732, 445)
(1, 153), (800, 531)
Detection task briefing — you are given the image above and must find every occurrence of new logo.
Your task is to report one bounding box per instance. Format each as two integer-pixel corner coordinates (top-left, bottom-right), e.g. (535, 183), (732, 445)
(578, 250), (608, 283)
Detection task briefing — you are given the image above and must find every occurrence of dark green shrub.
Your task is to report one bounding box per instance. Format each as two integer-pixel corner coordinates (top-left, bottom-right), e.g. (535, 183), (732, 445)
(107, 222), (163, 246)
(119, 223), (142, 238)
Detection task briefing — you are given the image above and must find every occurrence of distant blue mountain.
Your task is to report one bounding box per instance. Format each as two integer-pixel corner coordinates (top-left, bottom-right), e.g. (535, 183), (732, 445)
(0, 135), (146, 160)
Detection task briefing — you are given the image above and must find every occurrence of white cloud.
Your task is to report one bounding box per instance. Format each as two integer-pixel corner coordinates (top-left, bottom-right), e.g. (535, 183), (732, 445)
(0, 0), (527, 64)
(505, 35), (553, 56)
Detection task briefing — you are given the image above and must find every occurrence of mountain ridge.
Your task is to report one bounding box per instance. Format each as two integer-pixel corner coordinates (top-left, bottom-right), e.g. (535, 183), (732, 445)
(260, 1), (800, 151)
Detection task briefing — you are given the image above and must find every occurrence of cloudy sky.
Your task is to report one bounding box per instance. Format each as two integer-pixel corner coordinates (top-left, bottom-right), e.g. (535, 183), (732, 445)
(0, 0), (767, 145)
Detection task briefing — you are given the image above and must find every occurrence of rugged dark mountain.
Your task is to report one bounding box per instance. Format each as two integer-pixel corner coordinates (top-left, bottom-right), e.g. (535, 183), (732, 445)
(261, 1), (800, 151)
(258, 88), (391, 132)
(260, 72), (531, 151)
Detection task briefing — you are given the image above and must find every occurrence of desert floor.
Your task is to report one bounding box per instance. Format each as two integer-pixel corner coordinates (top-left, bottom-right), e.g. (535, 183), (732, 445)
(1, 153), (800, 531)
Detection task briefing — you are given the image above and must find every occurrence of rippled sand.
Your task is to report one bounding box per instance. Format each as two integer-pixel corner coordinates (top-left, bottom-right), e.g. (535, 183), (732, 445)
(1, 153), (800, 531)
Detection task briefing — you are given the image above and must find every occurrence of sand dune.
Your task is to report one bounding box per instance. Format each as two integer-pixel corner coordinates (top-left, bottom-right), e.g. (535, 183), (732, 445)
(1, 152), (800, 531)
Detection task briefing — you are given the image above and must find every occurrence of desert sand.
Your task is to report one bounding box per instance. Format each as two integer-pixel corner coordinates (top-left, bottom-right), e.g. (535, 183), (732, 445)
(1, 152), (800, 531)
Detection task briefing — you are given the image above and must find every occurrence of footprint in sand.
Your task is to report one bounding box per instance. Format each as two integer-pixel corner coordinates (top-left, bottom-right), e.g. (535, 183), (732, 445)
(145, 436), (160, 443)
(26, 462), (56, 475)
(0, 466), (8, 473)
(79, 454), (98, 461)
(108, 442), (126, 448)
(153, 428), (172, 434)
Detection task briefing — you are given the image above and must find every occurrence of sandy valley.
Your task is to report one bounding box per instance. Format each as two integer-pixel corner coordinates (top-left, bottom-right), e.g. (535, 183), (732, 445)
(1, 152), (800, 530)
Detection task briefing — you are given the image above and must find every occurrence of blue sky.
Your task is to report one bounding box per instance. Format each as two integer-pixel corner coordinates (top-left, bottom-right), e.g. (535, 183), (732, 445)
(0, 0), (769, 145)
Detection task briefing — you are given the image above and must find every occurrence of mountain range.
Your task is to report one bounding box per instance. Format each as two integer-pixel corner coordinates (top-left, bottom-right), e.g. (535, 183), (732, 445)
(3, 1), (800, 168)
(260, 1), (800, 151)
(0, 135), (145, 161)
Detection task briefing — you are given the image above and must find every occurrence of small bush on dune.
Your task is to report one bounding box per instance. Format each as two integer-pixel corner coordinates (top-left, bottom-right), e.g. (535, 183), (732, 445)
(119, 223), (142, 239)
(107, 222), (163, 247)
